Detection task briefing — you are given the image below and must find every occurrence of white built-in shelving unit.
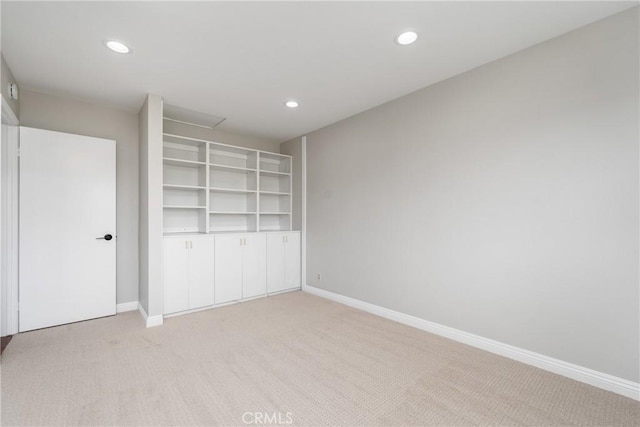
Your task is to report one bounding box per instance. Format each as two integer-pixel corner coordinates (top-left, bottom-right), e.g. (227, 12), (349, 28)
(162, 133), (292, 235)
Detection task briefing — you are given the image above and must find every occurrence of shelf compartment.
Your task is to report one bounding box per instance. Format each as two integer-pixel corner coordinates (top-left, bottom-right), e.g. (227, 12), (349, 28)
(164, 160), (207, 187)
(164, 207), (207, 234)
(164, 184), (206, 190)
(209, 163), (257, 173)
(164, 186), (206, 208)
(259, 190), (289, 195)
(210, 187), (256, 194)
(163, 134), (207, 163)
(163, 158), (207, 168)
(259, 193), (290, 213)
(210, 191), (256, 213)
(210, 143), (258, 170)
(209, 211), (257, 214)
(210, 213), (257, 233)
(259, 172), (290, 193)
(259, 169), (290, 177)
(259, 214), (291, 232)
(260, 152), (291, 174)
(210, 167), (257, 191)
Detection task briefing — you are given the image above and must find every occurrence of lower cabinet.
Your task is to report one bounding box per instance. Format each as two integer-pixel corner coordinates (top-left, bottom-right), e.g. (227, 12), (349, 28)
(214, 233), (267, 304)
(163, 231), (300, 316)
(267, 232), (301, 293)
(163, 235), (215, 314)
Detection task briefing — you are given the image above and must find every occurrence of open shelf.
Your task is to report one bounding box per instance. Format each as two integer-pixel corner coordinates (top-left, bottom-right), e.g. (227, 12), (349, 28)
(259, 214), (291, 232)
(210, 187), (256, 194)
(210, 190), (256, 213)
(163, 134), (207, 164)
(210, 167), (256, 192)
(163, 206), (207, 234)
(162, 131), (293, 233)
(260, 172), (290, 193)
(259, 190), (289, 195)
(260, 152), (291, 174)
(164, 159), (207, 188)
(209, 211), (257, 214)
(163, 185), (206, 208)
(210, 212), (257, 233)
(163, 157), (207, 168)
(210, 142), (258, 170)
(259, 169), (290, 177)
(164, 184), (206, 190)
(259, 192), (290, 213)
(209, 163), (257, 173)
(163, 133), (210, 146)
(163, 231), (208, 236)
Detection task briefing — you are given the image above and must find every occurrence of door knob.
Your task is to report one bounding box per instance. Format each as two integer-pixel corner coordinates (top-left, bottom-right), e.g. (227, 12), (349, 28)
(96, 234), (113, 241)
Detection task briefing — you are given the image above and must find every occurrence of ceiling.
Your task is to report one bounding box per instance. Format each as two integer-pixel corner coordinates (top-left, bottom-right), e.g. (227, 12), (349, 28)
(1, 1), (636, 142)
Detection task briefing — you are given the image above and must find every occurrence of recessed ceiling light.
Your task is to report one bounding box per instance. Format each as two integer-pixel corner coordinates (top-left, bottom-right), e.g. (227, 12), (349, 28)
(396, 31), (418, 46)
(104, 40), (130, 54)
(285, 100), (299, 108)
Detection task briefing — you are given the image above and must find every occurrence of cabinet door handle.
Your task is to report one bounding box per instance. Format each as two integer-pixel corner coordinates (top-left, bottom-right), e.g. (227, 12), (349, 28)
(185, 240), (189, 249)
(190, 241), (193, 249)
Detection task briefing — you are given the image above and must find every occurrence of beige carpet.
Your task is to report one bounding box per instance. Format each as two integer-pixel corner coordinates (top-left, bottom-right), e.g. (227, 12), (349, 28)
(1, 291), (638, 426)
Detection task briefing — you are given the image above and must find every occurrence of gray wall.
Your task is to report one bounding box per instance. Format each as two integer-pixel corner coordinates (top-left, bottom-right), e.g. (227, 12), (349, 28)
(1, 54), (19, 118)
(19, 89), (139, 305)
(305, 8), (639, 382)
(280, 137), (302, 231)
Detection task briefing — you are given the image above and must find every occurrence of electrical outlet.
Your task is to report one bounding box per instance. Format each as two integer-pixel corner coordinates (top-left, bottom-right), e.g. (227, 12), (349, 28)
(316, 273), (321, 281)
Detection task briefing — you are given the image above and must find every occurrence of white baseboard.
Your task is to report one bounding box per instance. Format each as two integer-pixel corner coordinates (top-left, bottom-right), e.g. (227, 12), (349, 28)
(137, 302), (164, 328)
(116, 301), (138, 313)
(304, 285), (640, 401)
(267, 287), (301, 297)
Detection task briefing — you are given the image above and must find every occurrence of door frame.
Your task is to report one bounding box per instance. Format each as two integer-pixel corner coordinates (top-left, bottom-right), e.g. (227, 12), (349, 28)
(1, 96), (19, 336)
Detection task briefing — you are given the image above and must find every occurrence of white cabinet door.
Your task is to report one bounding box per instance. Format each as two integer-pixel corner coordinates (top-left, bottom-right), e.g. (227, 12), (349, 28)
(266, 233), (286, 293)
(163, 238), (190, 314)
(284, 232), (301, 290)
(188, 236), (215, 309)
(243, 233), (267, 299)
(214, 235), (243, 304)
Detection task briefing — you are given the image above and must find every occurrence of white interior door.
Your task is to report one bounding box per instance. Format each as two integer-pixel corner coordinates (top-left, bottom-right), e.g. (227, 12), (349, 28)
(19, 127), (116, 332)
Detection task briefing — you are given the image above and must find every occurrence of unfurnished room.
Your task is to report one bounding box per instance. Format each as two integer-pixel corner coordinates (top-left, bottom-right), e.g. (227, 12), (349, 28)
(0, 1), (639, 426)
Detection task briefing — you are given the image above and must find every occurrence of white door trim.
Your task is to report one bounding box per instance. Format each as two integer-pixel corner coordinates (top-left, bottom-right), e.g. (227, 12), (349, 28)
(1, 97), (18, 125)
(1, 95), (20, 336)
(301, 136), (307, 290)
